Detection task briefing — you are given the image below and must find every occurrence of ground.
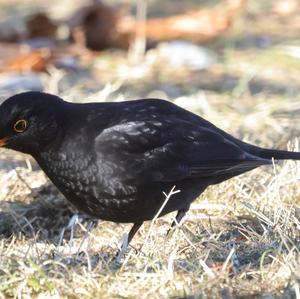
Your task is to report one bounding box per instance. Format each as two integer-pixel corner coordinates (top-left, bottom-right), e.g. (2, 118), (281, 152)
(1, 1), (300, 298)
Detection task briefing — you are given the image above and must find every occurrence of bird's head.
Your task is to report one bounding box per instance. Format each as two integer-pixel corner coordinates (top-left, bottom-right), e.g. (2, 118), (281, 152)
(0, 91), (64, 155)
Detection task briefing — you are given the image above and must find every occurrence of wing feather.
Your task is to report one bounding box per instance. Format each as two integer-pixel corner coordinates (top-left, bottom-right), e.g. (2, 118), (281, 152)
(94, 119), (269, 186)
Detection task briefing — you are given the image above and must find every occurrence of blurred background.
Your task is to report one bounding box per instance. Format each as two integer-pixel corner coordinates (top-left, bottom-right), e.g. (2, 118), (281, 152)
(2, 1), (300, 298)
(0, 0), (300, 145)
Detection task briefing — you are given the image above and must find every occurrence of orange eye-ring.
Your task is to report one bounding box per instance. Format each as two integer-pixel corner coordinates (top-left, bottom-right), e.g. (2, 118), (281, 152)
(13, 119), (28, 133)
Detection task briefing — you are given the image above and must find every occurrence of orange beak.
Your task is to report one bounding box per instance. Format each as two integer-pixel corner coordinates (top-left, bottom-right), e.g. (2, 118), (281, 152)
(0, 138), (8, 147)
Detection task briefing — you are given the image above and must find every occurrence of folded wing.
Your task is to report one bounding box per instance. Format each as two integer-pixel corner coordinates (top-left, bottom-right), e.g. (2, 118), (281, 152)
(94, 118), (271, 188)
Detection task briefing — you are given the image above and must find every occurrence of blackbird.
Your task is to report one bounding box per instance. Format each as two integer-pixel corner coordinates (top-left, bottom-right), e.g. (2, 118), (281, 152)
(0, 91), (300, 248)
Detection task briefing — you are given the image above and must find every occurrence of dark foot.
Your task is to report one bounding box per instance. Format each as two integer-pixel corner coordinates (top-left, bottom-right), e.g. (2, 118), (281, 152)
(115, 222), (143, 263)
(167, 208), (189, 235)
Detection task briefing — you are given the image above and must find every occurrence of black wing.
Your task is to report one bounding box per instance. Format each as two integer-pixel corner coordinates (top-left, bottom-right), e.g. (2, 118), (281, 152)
(94, 116), (270, 188)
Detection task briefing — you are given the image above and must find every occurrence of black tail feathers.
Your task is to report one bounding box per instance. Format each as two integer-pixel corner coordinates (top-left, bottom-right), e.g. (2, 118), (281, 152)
(243, 143), (300, 161)
(256, 148), (300, 161)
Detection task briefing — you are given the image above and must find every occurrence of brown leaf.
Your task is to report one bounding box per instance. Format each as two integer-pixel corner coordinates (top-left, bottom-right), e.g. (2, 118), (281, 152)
(26, 13), (57, 39)
(119, 0), (246, 42)
(69, 2), (131, 51)
(0, 44), (51, 73)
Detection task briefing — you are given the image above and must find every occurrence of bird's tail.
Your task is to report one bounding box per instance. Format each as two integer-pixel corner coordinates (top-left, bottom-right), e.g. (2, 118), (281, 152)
(242, 142), (300, 161)
(255, 148), (300, 160)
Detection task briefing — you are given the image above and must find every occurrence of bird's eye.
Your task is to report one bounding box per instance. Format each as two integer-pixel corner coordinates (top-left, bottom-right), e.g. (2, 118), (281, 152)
(13, 119), (28, 133)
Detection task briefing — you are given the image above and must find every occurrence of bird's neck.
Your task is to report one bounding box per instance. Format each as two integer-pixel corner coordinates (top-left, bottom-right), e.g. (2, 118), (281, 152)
(58, 101), (118, 137)
(32, 101), (118, 160)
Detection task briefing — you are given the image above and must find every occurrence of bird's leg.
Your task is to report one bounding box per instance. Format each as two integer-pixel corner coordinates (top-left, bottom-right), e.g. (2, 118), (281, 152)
(57, 212), (80, 248)
(167, 208), (189, 235)
(171, 209), (187, 228)
(58, 213), (97, 250)
(127, 222), (143, 245)
(115, 222), (143, 262)
(76, 219), (98, 257)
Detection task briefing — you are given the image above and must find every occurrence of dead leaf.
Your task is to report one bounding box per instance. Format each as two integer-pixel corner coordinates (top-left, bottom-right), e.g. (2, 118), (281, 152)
(69, 2), (131, 51)
(0, 43), (51, 73)
(119, 0), (246, 42)
(3, 49), (51, 72)
(26, 13), (57, 39)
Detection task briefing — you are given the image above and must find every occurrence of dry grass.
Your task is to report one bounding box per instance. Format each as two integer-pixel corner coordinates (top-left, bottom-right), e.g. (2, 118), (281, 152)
(1, 87), (300, 298)
(1, 1), (300, 298)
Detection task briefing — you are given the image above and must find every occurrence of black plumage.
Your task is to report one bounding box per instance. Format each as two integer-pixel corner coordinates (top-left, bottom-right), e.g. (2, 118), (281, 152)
(0, 91), (300, 247)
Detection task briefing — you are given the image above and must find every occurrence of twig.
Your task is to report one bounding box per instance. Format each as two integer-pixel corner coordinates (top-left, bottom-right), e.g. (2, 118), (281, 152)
(138, 185), (180, 255)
